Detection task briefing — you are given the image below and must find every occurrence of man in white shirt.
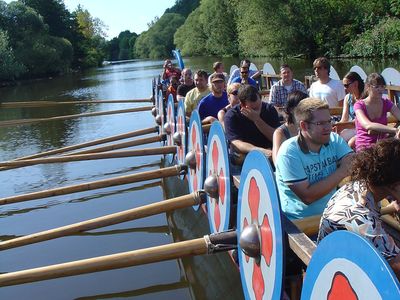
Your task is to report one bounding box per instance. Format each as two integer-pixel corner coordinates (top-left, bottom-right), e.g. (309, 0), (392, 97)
(309, 57), (345, 108)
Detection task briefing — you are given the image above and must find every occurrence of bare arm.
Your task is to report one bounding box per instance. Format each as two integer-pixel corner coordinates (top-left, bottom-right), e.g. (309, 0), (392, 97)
(339, 95), (350, 123)
(272, 128), (287, 165)
(288, 153), (353, 204)
(231, 140), (272, 157)
(355, 109), (398, 135)
(201, 116), (217, 124)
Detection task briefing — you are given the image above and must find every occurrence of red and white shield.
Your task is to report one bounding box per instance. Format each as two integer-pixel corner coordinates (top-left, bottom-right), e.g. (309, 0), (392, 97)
(176, 100), (186, 166)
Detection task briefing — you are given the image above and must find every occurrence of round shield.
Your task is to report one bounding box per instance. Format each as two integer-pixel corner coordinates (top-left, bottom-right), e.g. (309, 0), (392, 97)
(250, 63), (258, 71)
(301, 230), (400, 300)
(206, 122), (231, 233)
(165, 95), (176, 163)
(176, 99), (187, 167)
(187, 110), (205, 209)
(157, 89), (165, 136)
(237, 150), (284, 300)
(262, 63), (276, 75)
(230, 65), (239, 77)
(349, 65), (367, 82)
(381, 67), (400, 86)
(329, 65), (340, 80)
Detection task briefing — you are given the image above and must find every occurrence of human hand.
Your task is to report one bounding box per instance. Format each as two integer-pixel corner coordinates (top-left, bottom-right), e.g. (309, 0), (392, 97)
(241, 107), (259, 122)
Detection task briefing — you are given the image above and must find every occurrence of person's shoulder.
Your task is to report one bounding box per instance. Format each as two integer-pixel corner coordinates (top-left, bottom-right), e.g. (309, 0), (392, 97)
(186, 88), (196, 98)
(225, 104), (240, 116)
(278, 136), (300, 157)
(231, 76), (241, 83)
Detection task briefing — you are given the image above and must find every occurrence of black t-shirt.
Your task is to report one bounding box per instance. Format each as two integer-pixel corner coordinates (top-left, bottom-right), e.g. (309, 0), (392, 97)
(224, 102), (280, 149)
(177, 83), (195, 97)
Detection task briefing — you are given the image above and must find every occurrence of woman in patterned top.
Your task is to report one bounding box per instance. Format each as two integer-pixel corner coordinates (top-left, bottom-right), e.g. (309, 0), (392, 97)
(318, 138), (400, 279)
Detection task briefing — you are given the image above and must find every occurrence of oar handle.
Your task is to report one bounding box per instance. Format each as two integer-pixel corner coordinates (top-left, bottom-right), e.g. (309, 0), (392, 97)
(205, 230), (237, 254)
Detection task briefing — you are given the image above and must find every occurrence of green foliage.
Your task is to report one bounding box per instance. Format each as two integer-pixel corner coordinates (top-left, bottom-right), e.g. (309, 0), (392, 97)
(165, 0), (200, 18)
(0, 30), (25, 80)
(344, 17), (400, 57)
(134, 13), (185, 59)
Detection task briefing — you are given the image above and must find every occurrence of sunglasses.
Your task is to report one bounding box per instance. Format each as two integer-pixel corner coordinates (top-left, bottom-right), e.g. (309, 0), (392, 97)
(241, 71), (248, 74)
(231, 90), (238, 96)
(343, 81), (354, 88)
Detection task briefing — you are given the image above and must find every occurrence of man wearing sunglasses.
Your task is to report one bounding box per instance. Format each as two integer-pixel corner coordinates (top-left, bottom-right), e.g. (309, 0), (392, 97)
(309, 57), (345, 108)
(228, 59), (261, 85)
(231, 66), (258, 87)
(275, 98), (353, 220)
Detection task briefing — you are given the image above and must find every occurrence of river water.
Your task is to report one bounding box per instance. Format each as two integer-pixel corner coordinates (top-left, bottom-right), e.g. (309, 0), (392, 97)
(0, 56), (399, 300)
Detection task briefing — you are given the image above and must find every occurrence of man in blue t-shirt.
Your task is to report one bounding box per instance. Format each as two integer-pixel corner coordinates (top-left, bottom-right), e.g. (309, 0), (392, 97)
(231, 66), (258, 88)
(197, 73), (229, 124)
(275, 98), (353, 219)
(224, 84), (280, 158)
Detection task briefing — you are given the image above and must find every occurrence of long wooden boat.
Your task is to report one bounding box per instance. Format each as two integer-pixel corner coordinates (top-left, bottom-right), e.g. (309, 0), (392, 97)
(154, 53), (400, 299)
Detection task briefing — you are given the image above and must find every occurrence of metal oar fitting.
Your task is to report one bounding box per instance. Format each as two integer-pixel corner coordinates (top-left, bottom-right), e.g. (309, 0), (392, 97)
(185, 150), (196, 169)
(151, 107), (157, 117)
(204, 174), (219, 199)
(163, 122), (171, 135)
(155, 114), (162, 125)
(239, 223), (261, 263)
(172, 132), (182, 146)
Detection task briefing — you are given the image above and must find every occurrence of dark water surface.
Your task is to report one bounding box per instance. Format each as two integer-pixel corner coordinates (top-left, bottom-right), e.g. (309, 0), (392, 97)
(0, 56), (398, 300)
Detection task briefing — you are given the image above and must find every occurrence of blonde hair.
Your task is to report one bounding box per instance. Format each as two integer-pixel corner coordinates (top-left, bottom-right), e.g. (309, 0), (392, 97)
(227, 83), (240, 94)
(294, 97), (329, 123)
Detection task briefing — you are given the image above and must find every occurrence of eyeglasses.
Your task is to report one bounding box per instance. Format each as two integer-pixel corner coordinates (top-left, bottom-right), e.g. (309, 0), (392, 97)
(230, 90), (238, 96)
(241, 71), (248, 74)
(306, 120), (332, 127)
(343, 81), (354, 88)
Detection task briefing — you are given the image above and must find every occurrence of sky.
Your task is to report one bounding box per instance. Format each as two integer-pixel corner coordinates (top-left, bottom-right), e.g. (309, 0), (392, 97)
(5, 0), (177, 39)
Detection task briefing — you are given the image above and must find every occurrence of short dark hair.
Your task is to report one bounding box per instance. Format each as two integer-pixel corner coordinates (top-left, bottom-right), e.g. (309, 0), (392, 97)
(285, 91), (308, 124)
(238, 84), (259, 104)
(240, 59), (251, 68)
(195, 69), (208, 80)
(280, 64), (292, 71)
(213, 61), (223, 71)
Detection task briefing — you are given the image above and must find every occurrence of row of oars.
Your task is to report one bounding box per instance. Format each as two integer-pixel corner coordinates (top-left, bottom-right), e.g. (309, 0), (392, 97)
(0, 90), (246, 288)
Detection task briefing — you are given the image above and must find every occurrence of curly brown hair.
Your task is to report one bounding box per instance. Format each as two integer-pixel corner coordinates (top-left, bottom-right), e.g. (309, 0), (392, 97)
(351, 138), (400, 186)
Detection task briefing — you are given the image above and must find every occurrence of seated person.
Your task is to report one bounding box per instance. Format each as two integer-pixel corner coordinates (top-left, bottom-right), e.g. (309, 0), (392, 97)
(275, 98), (353, 219)
(318, 138), (400, 280)
(177, 68), (195, 100)
(336, 71), (364, 148)
(228, 59), (261, 84)
(184, 70), (210, 116)
(354, 73), (400, 152)
(218, 83), (241, 127)
(309, 57), (345, 108)
(269, 64), (307, 107)
(162, 59), (181, 83)
(272, 90), (308, 164)
(197, 73), (229, 124)
(166, 75), (179, 102)
(231, 66), (258, 88)
(224, 84), (280, 158)
(208, 61), (228, 86)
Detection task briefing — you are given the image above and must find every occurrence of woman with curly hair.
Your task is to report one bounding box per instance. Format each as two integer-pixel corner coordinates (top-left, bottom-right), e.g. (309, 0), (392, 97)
(318, 138), (400, 279)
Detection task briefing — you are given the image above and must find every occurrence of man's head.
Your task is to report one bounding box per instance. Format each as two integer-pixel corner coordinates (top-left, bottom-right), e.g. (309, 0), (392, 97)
(280, 64), (293, 85)
(194, 70), (208, 91)
(240, 67), (249, 80)
(164, 59), (172, 69)
(295, 98), (331, 145)
(210, 73), (225, 95)
(169, 76), (179, 88)
(182, 68), (193, 84)
(213, 61), (224, 73)
(238, 84), (261, 112)
(240, 59), (251, 69)
(313, 57), (330, 81)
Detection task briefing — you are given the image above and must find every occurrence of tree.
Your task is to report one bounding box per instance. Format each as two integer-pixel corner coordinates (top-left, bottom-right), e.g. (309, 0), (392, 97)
(0, 29), (25, 80)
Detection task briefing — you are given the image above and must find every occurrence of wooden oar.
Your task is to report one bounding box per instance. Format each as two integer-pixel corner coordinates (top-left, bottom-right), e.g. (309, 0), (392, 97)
(0, 98), (153, 109)
(0, 192), (205, 251)
(67, 135), (164, 155)
(0, 106), (153, 128)
(0, 146), (176, 169)
(0, 165), (184, 206)
(9, 126), (158, 161)
(0, 230), (236, 287)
